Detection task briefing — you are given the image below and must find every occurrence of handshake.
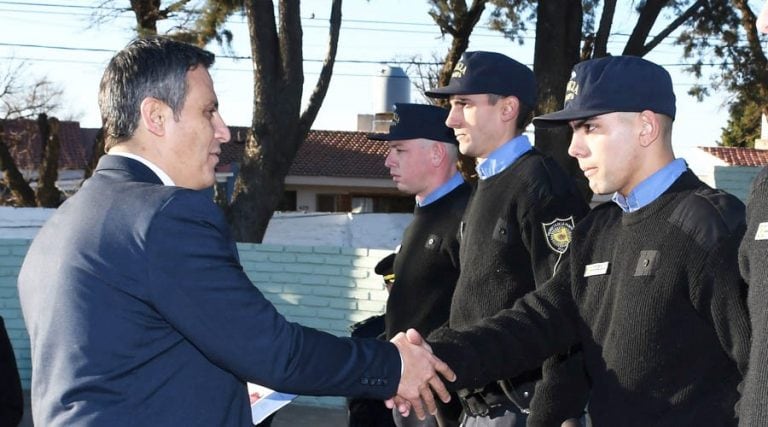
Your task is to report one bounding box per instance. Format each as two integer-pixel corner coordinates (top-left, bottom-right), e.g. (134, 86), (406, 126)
(387, 329), (456, 420)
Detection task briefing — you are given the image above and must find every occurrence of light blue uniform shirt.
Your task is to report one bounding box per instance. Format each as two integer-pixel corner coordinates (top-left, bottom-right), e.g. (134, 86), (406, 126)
(612, 158), (687, 212)
(417, 172), (465, 207)
(476, 134), (533, 180)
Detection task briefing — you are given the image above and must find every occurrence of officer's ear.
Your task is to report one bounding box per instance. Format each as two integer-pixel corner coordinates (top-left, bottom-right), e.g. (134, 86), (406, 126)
(637, 110), (660, 148)
(140, 97), (168, 137)
(499, 96), (520, 124)
(430, 140), (446, 166)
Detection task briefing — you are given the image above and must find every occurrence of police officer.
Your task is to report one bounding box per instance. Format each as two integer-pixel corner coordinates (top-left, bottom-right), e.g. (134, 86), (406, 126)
(369, 103), (469, 427)
(424, 52), (590, 427)
(407, 55), (751, 426)
(738, 2), (768, 425)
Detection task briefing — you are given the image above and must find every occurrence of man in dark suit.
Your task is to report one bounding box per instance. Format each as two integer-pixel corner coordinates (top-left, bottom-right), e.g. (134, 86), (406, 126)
(17, 37), (454, 427)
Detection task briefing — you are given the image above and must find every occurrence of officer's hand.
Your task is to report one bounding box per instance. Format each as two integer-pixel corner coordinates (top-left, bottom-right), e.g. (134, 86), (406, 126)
(388, 329), (456, 420)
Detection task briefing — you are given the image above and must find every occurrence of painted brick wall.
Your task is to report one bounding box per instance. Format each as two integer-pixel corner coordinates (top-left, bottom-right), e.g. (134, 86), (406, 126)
(0, 239), (393, 408)
(0, 239), (31, 390)
(714, 165), (762, 203)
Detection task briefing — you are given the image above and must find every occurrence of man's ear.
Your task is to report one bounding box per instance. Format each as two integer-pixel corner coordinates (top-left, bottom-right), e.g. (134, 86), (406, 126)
(500, 96), (520, 123)
(430, 141), (446, 166)
(638, 110), (660, 147)
(140, 97), (168, 137)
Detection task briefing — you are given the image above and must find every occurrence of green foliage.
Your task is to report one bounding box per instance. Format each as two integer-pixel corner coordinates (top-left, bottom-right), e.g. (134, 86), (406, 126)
(720, 97), (761, 148)
(486, 0), (535, 44)
(677, 0), (768, 143)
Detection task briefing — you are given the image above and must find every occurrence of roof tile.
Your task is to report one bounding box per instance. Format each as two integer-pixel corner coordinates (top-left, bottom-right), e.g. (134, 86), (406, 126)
(1, 119), (90, 170)
(220, 128), (390, 179)
(700, 146), (768, 167)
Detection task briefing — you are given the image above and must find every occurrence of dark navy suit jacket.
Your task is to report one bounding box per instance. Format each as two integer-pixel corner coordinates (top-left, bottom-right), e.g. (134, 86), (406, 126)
(18, 155), (400, 426)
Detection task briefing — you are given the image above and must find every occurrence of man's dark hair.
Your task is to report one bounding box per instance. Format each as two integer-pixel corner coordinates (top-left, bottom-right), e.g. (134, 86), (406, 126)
(516, 103), (533, 130)
(98, 36), (215, 150)
(487, 94), (534, 132)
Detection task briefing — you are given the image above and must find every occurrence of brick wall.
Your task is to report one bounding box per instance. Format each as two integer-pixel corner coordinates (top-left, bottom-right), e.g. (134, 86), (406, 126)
(0, 240), (31, 389)
(0, 239), (393, 408)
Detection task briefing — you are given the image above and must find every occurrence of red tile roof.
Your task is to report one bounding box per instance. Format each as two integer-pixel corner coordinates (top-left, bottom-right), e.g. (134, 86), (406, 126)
(1, 119), (91, 170)
(3, 120), (391, 180)
(219, 127), (391, 179)
(700, 146), (768, 167)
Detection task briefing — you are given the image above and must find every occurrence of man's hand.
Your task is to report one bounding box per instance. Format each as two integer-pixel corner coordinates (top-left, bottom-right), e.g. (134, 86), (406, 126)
(386, 328), (456, 420)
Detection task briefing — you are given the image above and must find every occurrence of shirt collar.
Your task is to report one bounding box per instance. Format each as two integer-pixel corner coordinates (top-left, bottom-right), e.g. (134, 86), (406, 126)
(417, 172), (464, 207)
(109, 152), (176, 186)
(476, 134), (533, 180)
(612, 158), (687, 212)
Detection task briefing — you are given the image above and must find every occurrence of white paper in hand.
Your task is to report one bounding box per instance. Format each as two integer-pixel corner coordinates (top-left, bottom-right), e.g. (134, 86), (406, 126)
(248, 383), (298, 424)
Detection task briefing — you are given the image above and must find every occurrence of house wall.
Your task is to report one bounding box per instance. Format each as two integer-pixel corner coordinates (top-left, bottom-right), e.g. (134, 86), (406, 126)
(296, 189), (317, 212)
(0, 240), (392, 409)
(713, 165), (763, 203)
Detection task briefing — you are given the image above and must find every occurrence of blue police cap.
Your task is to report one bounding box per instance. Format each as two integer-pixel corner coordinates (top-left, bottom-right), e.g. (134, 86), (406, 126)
(424, 51), (537, 108)
(533, 56), (676, 127)
(368, 103), (457, 145)
(374, 253), (395, 277)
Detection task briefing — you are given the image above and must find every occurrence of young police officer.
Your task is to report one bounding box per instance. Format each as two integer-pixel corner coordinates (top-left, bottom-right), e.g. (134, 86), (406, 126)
(738, 2), (768, 425)
(370, 103), (469, 427)
(425, 52), (590, 427)
(407, 55), (751, 426)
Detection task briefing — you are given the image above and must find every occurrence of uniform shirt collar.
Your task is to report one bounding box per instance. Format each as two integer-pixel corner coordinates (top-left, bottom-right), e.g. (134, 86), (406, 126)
(476, 134), (533, 180)
(612, 158), (687, 212)
(109, 152), (176, 186)
(417, 172), (464, 207)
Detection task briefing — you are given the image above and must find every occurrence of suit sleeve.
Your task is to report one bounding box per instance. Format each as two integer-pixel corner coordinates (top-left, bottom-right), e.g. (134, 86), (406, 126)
(144, 191), (401, 398)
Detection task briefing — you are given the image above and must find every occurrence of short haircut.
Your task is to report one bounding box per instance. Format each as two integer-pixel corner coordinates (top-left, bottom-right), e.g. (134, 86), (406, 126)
(98, 36), (215, 150)
(487, 94), (533, 131)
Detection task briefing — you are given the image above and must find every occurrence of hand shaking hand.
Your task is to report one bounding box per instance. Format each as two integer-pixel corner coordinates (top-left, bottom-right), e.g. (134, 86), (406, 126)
(386, 328), (456, 420)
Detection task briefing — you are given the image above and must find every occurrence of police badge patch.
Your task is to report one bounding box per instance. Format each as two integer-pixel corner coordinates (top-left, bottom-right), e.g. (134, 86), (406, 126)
(542, 217), (575, 254)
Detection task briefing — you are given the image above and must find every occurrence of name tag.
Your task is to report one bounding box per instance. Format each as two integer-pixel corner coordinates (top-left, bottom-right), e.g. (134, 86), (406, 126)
(756, 222), (768, 241)
(584, 262), (610, 277)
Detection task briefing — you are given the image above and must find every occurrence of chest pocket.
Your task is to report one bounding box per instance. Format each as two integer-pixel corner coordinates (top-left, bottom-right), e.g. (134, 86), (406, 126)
(633, 250), (660, 277)
(492, 218), (511, 244)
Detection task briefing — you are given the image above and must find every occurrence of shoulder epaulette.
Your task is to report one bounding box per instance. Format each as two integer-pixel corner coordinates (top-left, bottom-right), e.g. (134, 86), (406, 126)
(667, 186), (745, 247)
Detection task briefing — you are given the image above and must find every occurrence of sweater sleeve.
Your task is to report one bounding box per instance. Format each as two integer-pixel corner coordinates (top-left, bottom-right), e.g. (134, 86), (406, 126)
(689, 233), (751, 379)
(519, 188), (590, 424)
(527, 348), (590, 426)
(427, 263), (581, 391)
(520, 188), (588, 288)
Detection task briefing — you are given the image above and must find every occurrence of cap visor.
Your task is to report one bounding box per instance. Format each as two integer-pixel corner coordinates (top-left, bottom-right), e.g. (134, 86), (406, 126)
(424, 81), (468, 98)
(533, 108), (615, 128)
(367, 132), (394, 141)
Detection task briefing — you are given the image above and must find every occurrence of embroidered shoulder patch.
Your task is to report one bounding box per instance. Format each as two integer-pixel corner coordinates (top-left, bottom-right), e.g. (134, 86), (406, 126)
(542, 217), (575, 254)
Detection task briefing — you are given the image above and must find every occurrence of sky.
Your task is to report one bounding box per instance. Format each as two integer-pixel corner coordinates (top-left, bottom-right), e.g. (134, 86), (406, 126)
(0, 0), (764, 155)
